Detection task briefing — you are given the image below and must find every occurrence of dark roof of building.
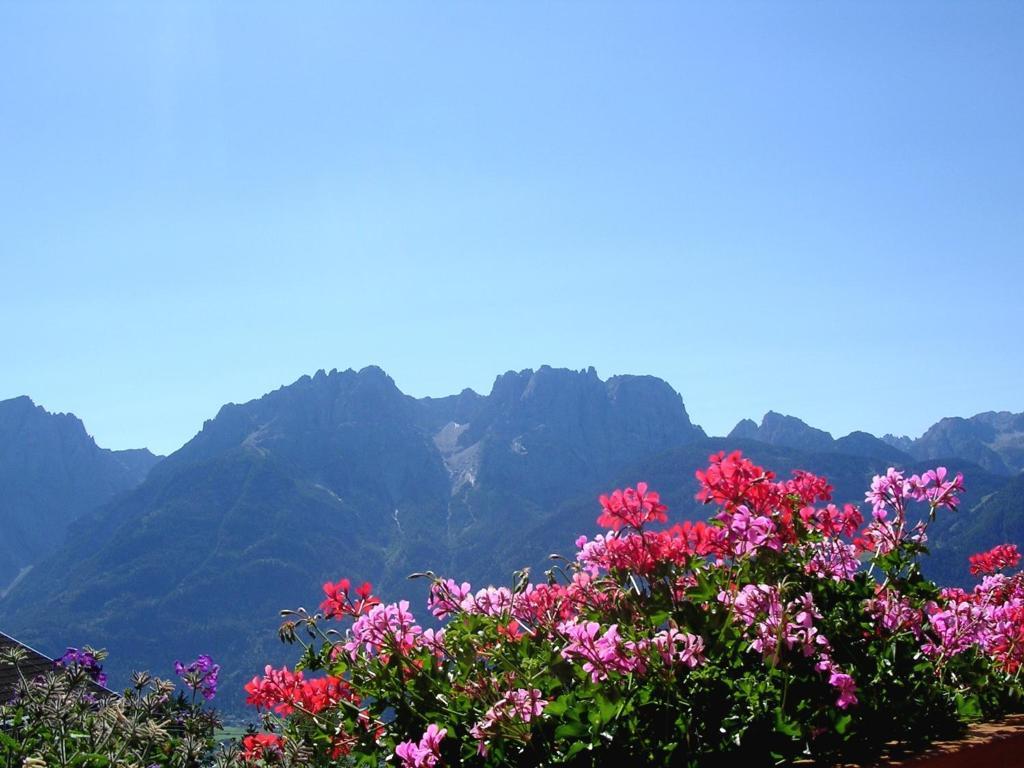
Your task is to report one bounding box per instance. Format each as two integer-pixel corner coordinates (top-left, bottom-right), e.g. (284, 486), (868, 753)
(0, 630), (55, 702)
(0, 631), (117, 703)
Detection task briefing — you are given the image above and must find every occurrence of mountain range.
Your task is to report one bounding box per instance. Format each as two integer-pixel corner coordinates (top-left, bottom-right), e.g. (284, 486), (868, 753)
(884, 411), (1024, 476)
(0, 396), (160, 597)
(0, 366), (1021, 714)
(729, 409), (1024, 475)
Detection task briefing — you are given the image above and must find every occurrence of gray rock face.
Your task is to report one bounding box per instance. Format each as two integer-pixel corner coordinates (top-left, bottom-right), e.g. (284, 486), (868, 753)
(0, 396), (160, 592)
(728, 418), (759, 441)
(727, 412), (834, 454)
(882, 434), (915, 453)
(453, 366), (704, 504)
(908, 412), (1024, 475)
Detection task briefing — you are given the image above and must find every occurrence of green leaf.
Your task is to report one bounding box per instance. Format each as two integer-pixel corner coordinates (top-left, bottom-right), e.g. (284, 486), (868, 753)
(956, 692), (983, 721)
(774, 707), (801, 738)
(555, 721), (586, 740)
(687, 572), (718, 602)
(545, 696), (570, 717)
(565, 741), (589, 758)
(648, 610), (670, 626)
(0, 730), (21, 751)
(835, 714), (853, 735)
(601, 698), (617, 724)
(67, 755), (110, 767)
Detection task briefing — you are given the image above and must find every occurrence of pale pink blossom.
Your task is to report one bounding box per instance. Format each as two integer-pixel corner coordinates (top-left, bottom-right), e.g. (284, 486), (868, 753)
(344, 600), (422, 659)
(427, 579), (472, 619)
(652, 628), (705, 668)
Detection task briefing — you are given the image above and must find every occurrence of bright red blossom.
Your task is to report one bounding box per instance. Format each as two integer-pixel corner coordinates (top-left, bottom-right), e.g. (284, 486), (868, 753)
(799, 503), (863, 539)
(242, 733), (284, 761)
(244, 664), (353, 715)
(513, 583), (576, 626)
(695, 451), (781, 515)
(577, 522), (724, 576)
(780, 470), (834, 507)
(969, 544), (1021, 576)
(321, 578), (381, 618)
(597, 482), (668, 530)
(321, 578), (352, 618)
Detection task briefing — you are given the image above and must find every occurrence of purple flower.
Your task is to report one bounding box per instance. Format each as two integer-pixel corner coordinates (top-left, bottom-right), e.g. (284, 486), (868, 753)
(55, 647), (107, 686)
(174, 654), (220, 701)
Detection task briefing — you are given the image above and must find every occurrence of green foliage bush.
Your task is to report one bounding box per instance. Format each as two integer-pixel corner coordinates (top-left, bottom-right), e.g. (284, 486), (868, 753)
(0, 646), (230, 768)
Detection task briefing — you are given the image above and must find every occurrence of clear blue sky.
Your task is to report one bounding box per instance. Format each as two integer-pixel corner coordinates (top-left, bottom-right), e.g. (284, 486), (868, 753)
(1, 2), (1021, 455)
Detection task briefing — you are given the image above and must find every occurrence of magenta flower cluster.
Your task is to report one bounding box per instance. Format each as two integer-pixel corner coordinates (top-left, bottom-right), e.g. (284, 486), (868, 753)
(343, 600), (443, 660)
(396, 724), (446, 768)
(557, 620), (652, 682)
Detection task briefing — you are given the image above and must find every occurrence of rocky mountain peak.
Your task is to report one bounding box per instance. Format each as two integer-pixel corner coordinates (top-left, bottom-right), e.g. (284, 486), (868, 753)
(910, 411), (1024, 475)
(727, 418), (759, 441)
(882, 433), (915, 453)
(0, 397), (160, 592)
(0, 395), (91, 444)
(727, 411), (834, 453)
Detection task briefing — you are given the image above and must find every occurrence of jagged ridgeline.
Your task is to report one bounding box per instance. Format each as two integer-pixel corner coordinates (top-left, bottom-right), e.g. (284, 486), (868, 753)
(0, 366), (707, 711)
(0, 396), (161, 596)
(885, 411), (1024, 476)
(0, 367), (1021, 715)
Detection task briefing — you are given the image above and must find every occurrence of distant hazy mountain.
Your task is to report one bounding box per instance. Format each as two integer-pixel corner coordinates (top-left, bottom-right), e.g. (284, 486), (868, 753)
(0, 366), (706, 709)
(728, 412), (912, 463)
(1, 371), (1019, 715)
(0, 396), (161, 595)
(728, 412), (835, 453)
(883, 412), (1024, 475)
